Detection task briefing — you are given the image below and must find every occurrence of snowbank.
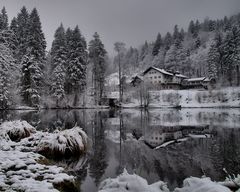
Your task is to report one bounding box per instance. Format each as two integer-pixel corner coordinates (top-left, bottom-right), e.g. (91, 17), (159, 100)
(99, 169), (169, 192)
(174, 177), (231, 192)
(98, 171), (236, 192)
(0, 120), (36, 142)
(37, 126), (88, 158)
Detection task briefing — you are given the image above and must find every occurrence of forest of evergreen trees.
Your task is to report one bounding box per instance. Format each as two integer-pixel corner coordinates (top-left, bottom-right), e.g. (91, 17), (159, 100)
(0, 6), (240, 109)
(0, 6), (107, 109)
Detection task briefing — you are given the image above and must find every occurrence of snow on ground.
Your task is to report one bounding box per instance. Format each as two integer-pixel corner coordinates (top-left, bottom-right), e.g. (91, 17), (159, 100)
(149, 87), (240, 108)
(174, 177), (231, 192)
(0, 150), (75, 192)
(98, 169), (169, 192)
(0, 120), (87, 192)
(98, 171), (235, 192)
(122, 87), (240, 108)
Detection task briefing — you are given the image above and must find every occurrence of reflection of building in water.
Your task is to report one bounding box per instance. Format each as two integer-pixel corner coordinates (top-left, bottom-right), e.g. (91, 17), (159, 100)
(144, 125), (211, 148)
(145, 126), (183, 147)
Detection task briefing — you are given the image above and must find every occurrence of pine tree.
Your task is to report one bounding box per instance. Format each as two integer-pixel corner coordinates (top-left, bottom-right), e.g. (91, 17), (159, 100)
(89, 32), (107, 105)
(208, 44), (219, 81)
(164, 44), (177, 70)
(28, 8), (46, 61)
(66, 26), (88, 106)
(195, 36), (201, 48)
(50, 24), (67, 106)
(0, 7), (8, 30)
(19, 8), (46, 106)
(173, 25), (179, 40)
(0, 35), (16, 109)
(208, 32), (224, 82)
(222, 25), (240, 85)
(163, 32), (172, 51)
(139, 41), (148, 61)
(152, 33), (162, 56)
(188, 20), (195, 35)
(21, 51), (43, 107)
(16, 6), (29, 60)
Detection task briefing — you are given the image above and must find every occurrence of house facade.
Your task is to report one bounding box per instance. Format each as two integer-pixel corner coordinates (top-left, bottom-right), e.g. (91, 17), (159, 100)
(141, 66), (187, 90)
(182, 77), (210, 89)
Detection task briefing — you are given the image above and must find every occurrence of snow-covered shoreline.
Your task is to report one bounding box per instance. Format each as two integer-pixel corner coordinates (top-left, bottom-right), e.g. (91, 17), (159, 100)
(0, 120), (88, 192)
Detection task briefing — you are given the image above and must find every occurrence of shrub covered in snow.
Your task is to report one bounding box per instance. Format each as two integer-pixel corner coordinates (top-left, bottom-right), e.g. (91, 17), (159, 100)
(98, 169), (169, 192)
(37, 126), (88, 158)
(0, 120), (36, 142)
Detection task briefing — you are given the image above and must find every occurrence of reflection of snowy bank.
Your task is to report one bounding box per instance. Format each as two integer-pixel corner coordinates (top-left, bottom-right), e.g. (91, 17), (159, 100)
(0, 120), (89, 192)
(98, 169), (234, 192)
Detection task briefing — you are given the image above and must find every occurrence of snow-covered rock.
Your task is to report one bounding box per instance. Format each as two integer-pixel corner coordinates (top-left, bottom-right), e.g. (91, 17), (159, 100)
(98, 169), (169, 192)
(174, 177), (231, 192)
(37, 126), (88, 158)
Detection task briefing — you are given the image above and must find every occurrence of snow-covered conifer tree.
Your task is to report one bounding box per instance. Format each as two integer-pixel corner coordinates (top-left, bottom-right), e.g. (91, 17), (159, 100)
(152, 33), (162, 56)
(89, 32), (107, 105)
(65, 26), (88, 106)
(50, 24), (67, 106)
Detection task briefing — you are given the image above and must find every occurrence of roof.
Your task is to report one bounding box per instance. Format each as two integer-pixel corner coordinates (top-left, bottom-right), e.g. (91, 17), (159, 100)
(132, 75), (143, 81)
(175, 74), (188, 79)
(143, 66), (173, 76)
(203, 77), (210, 82)
(186, 77), (206, 82)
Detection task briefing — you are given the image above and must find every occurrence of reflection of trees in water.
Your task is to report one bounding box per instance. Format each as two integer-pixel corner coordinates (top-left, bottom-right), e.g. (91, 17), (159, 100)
(210, 128), (240, 180)
(89, 111), (108, 186)
(0, 110), (14, 123)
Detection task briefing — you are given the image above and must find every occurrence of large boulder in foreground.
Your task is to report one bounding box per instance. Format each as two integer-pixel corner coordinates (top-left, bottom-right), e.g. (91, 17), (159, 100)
(0, 120), (36, 142)
(174, 177), (231, 192)
(98, 169), (169, 192)
(37, 126), (88, 158)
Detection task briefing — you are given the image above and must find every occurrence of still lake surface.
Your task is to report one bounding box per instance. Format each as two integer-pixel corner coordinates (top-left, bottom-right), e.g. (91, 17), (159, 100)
(1, 108), (240, 191)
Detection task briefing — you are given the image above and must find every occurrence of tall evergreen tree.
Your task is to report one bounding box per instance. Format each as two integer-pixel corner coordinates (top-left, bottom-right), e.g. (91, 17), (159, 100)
(16, 6), (29, 60)
(173, 25), (180, 40)
(152, 33), (162, 56)
(89, 32), (107, 105)
(28, 8), (46, 61)
(20, 8), (46, 106)
(0, 7), (8, 30)
(66, 26), (88, 106)
(222, 25), (240, 85)
(163, 32), (172, 51)
(50, 24), (67, 106)
(188, 20), (195, 35)
(0, 32), (16, 109)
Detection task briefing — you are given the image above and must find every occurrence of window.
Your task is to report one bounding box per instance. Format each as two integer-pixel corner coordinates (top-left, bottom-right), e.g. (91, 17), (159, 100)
(155, 76), (157, 79)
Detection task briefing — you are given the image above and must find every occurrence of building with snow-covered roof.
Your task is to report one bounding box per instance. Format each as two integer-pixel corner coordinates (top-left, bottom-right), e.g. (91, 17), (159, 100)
(141, 66), (187, 90)
(182, 77), (210, 89)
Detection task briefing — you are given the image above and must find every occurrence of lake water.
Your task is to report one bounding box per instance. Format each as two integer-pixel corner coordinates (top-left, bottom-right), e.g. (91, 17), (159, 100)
(1, 108), (240, 191)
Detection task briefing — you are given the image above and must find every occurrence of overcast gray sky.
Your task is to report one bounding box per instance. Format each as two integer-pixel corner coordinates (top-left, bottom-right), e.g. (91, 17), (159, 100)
(1, 0), (240, 55)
